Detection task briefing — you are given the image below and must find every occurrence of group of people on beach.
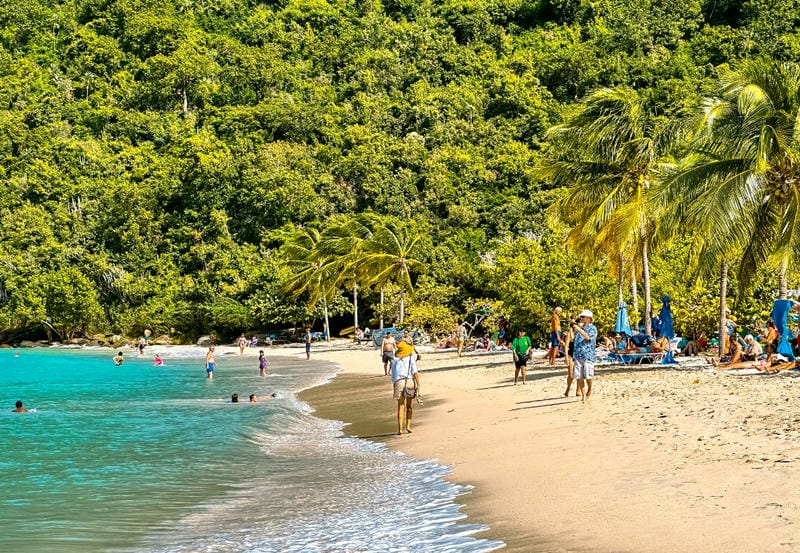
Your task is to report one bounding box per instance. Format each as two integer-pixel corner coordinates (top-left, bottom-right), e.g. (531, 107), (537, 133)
(538, 307), (598, 401)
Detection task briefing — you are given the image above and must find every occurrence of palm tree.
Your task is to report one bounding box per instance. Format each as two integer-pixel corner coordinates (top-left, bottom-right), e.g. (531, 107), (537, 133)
(541, 87), (679, 335)
(358, 218), (423, 325)
(315, 214), (423, 329)
(317, 215), (375, 332)
(281, 227), (336, 341)
(665, 58), (800, 298)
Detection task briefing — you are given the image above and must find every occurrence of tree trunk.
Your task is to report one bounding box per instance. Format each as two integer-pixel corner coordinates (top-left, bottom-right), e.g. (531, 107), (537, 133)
(399, 288), (405, 324)
(719, 259), (728, 355)
(631, 266), (639, 330)
(642, 240), (652, 336)
(617, 254), (624, 308)
(779, 258), (788, 299)
(353, 282), (359, 330)
(323, 298), (330, 343)
(379, 287), (385, 329)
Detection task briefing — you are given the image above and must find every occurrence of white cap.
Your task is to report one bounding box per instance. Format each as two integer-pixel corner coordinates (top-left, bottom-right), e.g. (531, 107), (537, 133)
(578, 309), (593, 320)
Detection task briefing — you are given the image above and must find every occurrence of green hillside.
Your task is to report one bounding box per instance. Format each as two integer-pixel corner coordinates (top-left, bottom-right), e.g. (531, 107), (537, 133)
(0, 0), (797, 343)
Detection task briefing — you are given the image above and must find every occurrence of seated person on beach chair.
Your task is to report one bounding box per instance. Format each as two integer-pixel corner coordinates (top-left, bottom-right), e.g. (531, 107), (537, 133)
(630, 331), (656, 352)
(613, 334), (636, 353)
(598, 334), (615, 350)
(650, 335), (670, 353)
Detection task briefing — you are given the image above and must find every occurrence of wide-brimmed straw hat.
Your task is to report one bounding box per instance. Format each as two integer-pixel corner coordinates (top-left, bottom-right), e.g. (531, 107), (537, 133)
(578, 309), (594, 320)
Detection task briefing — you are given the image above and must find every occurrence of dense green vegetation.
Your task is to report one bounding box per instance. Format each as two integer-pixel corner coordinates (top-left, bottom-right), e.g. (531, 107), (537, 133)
(1, 0), (798, 344)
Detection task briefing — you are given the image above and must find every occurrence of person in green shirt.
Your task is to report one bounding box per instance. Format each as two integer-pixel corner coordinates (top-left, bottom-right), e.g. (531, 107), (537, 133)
(511, 328), (532, 385)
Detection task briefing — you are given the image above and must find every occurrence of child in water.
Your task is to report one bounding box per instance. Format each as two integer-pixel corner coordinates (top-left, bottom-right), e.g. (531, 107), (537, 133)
(153, 354), (164, 366)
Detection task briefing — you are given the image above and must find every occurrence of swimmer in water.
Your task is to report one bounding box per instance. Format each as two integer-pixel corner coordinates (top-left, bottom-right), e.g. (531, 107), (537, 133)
(12, 400), (28, 413)
(113, 351), (124, 365)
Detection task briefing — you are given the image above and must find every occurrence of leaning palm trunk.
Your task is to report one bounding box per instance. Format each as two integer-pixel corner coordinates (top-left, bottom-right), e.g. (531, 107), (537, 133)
(779, 259), (788, 299)
(631, 267), (639, 328)
(353, 283), (359, 331)
(379, 287), (385, 329)
(617, 255), (625, 307)
(641, 240), (652, 337)
(399, 289), (405, 324)
(323, 298), (331, 342)
(719, 259), (728, 354)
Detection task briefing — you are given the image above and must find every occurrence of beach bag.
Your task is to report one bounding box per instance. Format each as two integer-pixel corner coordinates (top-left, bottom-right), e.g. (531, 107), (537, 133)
(402, 376), (417, 398)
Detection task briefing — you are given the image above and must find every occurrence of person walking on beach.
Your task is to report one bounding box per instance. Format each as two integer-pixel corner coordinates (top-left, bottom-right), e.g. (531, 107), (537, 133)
(258, 350), (268, 376)
(304, 327), (312, 360)
(571, 310), (598, 402)
(455, 321), (467, 358)
(206, 346), (216, 379)
(548, 307), (563, 366)
(237, 334), (247, 356)
(511, 328), (532, 385)
(392, 331), (420, 435)
(381, 330), (397, 376)
(12, 400), (28, 413)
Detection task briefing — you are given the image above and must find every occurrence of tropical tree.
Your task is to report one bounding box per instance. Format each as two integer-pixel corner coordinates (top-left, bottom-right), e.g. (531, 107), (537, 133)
(280, 227), (337, 341)
(357, 218), (424, 325)
(316, 214), (376, 332)
(664, 57), (800, 301)
(316, 214), (424, 327)
(540, 87), (680, 335)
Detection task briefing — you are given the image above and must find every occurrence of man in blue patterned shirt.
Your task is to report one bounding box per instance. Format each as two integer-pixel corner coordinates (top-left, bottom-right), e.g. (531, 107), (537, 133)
(571, 309), (598, 402)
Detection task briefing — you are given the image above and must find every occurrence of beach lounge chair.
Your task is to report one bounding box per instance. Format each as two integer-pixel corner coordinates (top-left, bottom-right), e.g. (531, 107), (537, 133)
(607, 351), (668, 365)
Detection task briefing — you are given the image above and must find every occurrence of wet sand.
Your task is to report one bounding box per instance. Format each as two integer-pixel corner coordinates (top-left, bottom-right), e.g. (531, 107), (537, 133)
(296, 343), (800, 553)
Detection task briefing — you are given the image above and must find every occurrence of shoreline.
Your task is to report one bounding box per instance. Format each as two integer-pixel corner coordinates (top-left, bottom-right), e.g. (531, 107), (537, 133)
(299, 341), (800, 553)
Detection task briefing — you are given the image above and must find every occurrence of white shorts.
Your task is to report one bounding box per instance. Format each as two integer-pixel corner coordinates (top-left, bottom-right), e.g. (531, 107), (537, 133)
(573, 359), (594, 379)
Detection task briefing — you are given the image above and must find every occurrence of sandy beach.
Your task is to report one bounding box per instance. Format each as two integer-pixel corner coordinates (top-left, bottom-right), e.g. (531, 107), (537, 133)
(293, 341), (800, 553)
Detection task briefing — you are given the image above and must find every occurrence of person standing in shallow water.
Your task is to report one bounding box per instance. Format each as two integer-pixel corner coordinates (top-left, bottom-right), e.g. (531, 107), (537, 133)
(392, 331), (420, 435)
(258, 350), (268, 376)
(571, 310), (598, 402)
(206, 346), (216, 379)
(381, 330), (397, 376)
(304, 327), (312, 360)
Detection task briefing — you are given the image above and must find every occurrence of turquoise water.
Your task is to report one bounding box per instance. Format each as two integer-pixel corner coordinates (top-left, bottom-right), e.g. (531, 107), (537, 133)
(1, 347), (504, 552)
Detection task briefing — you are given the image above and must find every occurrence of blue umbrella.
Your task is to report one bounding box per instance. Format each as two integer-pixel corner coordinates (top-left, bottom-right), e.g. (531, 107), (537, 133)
(659, 296), (679, 364)
(658, 296), (675, 340)
(614, 301), (632, 336)
(771, 299), (796, 361)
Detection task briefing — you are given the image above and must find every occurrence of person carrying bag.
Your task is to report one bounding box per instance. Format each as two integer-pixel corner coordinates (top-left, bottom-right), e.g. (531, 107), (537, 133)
(392, 331), (421, 434)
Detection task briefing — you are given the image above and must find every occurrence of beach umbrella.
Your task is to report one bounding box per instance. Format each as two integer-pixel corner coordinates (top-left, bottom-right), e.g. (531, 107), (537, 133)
(614, 301), (632, 337)
(771, 299), (796, 361)
(658, 296), (674, 340)
(658, 296), (679, 365)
